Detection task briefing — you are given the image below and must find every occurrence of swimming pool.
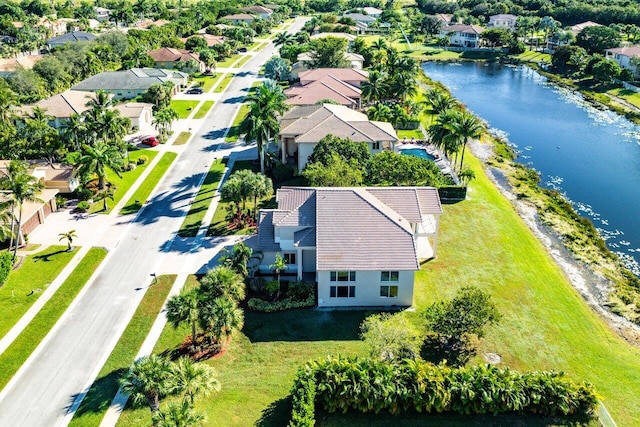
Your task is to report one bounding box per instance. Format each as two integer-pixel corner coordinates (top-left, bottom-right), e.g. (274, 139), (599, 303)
(399, 148), (436, 161)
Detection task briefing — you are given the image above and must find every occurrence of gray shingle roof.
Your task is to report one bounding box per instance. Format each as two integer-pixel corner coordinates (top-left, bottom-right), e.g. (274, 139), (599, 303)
(367, 187), (443, 220)
(46, 31), (96, 45)
(258, 211), (281, 252)
(72, 68), (187, 92)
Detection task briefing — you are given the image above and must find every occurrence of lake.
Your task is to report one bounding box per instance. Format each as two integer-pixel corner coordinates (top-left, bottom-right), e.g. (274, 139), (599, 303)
(422, 61), (640, 274)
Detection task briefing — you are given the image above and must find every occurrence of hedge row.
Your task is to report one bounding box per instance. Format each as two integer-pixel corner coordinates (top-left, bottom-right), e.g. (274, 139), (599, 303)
(0, 252), (13, 286)
(289, 356), (597, 426)
(247, 293), (315, 312)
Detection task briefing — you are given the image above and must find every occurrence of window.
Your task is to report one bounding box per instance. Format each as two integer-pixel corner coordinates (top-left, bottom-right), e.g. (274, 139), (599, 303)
(284, 253), (296, 265)
(380, 285), (398, 298)
(372, 141), (380, 150)
(330, 285), (356, 298)
(381, 271), (399, 282)
(330, 271), (356, 282)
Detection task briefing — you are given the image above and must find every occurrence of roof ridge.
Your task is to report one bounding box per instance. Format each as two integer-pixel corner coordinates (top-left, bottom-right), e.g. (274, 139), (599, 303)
(59, 92), (79, 115)
(351, 188), (414, 236)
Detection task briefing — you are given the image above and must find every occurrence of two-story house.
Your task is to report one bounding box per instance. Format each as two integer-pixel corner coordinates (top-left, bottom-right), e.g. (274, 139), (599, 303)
(440, 24), (485, 48)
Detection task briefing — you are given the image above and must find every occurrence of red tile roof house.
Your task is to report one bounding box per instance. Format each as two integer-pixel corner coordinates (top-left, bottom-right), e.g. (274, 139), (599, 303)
(181, 34), (226, 47)
(605, 46), (640, 76)
(147, 47), (205, 73)
(284, 74), (363, 109)
(240, 5), (273, 19)
(299, 68), (369, 88)
(278, 104), (398, 171)
(256, 186), (443, 307)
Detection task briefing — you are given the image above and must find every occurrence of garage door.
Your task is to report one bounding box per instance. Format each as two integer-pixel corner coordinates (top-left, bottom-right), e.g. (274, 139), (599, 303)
(22, 213), (41, 236)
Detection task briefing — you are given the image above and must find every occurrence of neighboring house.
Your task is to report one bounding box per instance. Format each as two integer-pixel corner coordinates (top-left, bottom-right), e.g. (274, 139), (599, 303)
(299, 68), (369, 88)
(440, 24), (485, 48)
(18, 90), (96, 128)
(95, 7), (111, 21)
(46, 31), (96, 49)
(292, 52), (365, 79)
(113, 102), (154, 129)
(72, 68), (188, 100)
(256, 186), (442, 307)
(360, 7), (382, 18)
(488, 14), (517, 30)
(343, 12), (377, 26)
(240, 5), (273, 19)
(278, 103), (398, 170)
(570, 21), (601, 36)
(28, 161), (79, 193)
(134, 19), (169, 29)
(221, 13), (256, 25)
(605, 46), (640, 75)
(435, 13), (453, 25)
(36, 18), (68, 37)
(309, 32), (357, 44)
(182, 34), (226, 47)
(0, 54), (45, 77)
(284, 74), (362, 108)
(147, 47), (205, 72)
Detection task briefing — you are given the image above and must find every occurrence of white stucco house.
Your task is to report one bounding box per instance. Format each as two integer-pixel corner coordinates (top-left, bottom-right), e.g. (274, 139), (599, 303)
(278, 103), (398, 171)
(256, 186), (443, 307)
(487, 14), (517, 30)
(440, 24), (485, 48)
(605, 46), (640, 76)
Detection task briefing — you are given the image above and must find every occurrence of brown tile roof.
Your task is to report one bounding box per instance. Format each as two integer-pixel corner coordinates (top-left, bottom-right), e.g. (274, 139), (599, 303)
(570, 21), (601, 34)
(222, 13), (256, 21)
(240, 5), (272, 14)
(606, 46), (640, 57)
(147, 47), (200, 63)
(284, 75), (361, 107)
(299, 68), (369, 86)
(444, 24), (485, 34)
(19, 90), (96, 118)
(0, 55), (45, 73)
(182, 34), (226, 47)
(113, 102), (153, 118)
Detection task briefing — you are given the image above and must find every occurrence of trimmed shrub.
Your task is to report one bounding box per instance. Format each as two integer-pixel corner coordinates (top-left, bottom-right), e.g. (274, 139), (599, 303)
(288, 357), (598, 425)
(0, 252), (14, 286)
(247, 293), (315, 312)
(137, 155), (149, 165)
(76, 201), (90, 212)
(125, 162), (137, 171)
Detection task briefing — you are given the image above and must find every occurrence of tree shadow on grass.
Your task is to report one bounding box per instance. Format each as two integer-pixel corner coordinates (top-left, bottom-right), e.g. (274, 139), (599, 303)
(255, 397), (291, 427)
(243, 309), (374, 343)
(66, 368), (127, 419)
(32, 249), (68, 262)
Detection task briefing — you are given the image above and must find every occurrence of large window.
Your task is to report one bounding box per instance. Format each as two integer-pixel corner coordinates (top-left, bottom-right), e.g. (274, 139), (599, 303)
(330, 285), (356, 298)
(381, 271), (399, 282)
(380, 285), (398, 298)
(284, 253), (296, 265)
(330, 271), (356, 282)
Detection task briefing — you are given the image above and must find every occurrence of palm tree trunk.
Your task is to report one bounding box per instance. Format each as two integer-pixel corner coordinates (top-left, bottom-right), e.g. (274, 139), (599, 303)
(459, 140), (468, 171)
(191, 320), (197, 351)
(8, 203), (15, 253)
(146, 393), (160, 413)
(13, 208), (22, 261)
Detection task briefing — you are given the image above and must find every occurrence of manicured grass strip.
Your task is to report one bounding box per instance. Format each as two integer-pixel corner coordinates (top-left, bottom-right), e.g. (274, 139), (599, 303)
(193, 101), (214, 119)
(172, 131), (191, 146)
(608, 87), (640, 109)
(169, 100), (200, 119)
(224, 104), (251, 142)
(69, 274), (177, 427)
(0, 248), (107, 390)
(215, 73), (235, 93)
(234, 55), (252, 68)
(194, 73), (223, 92)
(0, 245), (76, 340)
(177, 160), (226, 237)
(120, 152), (177, 215)
(218, 55), (241, 68)
(397, 129), (424, 140)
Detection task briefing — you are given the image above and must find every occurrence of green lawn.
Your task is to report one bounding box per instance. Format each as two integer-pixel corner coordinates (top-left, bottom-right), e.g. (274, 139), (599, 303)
(397, 129), (424, 140)
(120, 152), (177, 215)
(177, 160), (226, 237)
(193, 73), (224, 92)
(0, 245), (77, 340)
(89, 150), (158, 214)
(214, 73), (235, 93)
(172, 131), (191, 146)
(517, 50), (552, 63)
(169, 100), (199, 119)
(608, 87), (640, 108)
(224, 104), (251, 142)
(118, 150), (640, 426)
(234, 55), (252, 68)
(69, 275), (178, 427)
(218, 55), (241, 68)
(0, 248), (107, 390)
(193, 101), (214, 119)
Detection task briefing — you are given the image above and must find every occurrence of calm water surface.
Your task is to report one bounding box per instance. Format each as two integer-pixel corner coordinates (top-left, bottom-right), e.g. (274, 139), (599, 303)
(422, 61), (640, 273)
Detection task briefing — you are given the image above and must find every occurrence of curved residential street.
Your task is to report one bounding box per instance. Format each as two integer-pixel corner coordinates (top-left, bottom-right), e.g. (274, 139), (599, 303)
(0, 18), (307, 426)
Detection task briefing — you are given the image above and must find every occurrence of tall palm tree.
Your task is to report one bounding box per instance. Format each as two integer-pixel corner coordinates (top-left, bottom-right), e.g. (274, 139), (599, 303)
(269, 252), (287, 296)
(86, 90), (113, 114)
(199, 265), (245, 302)
(61, 113), (86, 151)
(0, 86), (16, 128)
(274, 32), (295, 47)
(367, 103), (392, 122)
(428, 109), (461, 161)
(422, 89), (457, 121)
(361, 70), (388, 105)
(153, 107), (179, 138)
(167, 357), (220, 405)
(448, 110), (483, 171)
(0, 160), (44, 259)
(119, 355), (171, 413)
(219, 242), (253, 277)
(74, 142), (124, 189)
(249, 173), (272, 220)
(152, 400), (205, 427)
(198, 297), (244, 346)
(58, 229), (77, 251)
(166, 289), (201, 351)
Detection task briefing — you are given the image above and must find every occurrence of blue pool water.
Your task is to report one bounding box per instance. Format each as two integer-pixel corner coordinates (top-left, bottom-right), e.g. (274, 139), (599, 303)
(400, 148), (436, 161)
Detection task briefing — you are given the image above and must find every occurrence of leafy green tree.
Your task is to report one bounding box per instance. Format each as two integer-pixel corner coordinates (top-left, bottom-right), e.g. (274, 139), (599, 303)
(575, 26), (621, 55)
(58, 229), (77, 251)
(74, 142), (124, 189)
(144, 82), (175, 111)
(307, 36), (349, 68)
(167, 357), (221, 405)
(166, 289), (201, 351)
(199, 265), (246, 302)
(303, 153), (364, 187)
(424, 286), (501, 365)
(264, 56), (291, 81)
(307, 135), (370, 169)
(366, 151), (452, 187)
(360, 313), (422, 362)
(592, 58), (622, 82)
(119, 355), (172, 413)
(185, 36), (208, 52)
(480, 28), (511, 48)
(551, 45), (588, 73)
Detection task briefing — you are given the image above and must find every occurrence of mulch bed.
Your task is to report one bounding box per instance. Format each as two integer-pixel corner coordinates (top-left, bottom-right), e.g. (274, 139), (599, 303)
(177, 334), (232, 361)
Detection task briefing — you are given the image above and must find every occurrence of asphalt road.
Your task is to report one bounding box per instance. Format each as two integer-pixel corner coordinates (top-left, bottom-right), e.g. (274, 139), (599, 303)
(0, 17), (307, 426)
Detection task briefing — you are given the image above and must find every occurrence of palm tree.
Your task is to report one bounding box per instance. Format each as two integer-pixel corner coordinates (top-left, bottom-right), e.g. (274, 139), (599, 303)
(422, 89), (457, 122)
(61, 113), (86, 151)
(0, 160), (44, 259)
(274, 32), (295, 47)
(86, 90), (113, 114)
(0, 86), (16, 128)
(166, 289), (201, 351)
(246, 172), (272, 220)
(219, 242), (253, 277)
(152, 400), (205, 427)
(199, 265), (245, 302)
(367, 103), (392, 122)
(448, 110), (483, 171)
(167, 357), (220, 405)
(119, 355), (172, 414)
(361, 70), (387, 105)
(94, 187), (115, 211)
(58, 229), (77, 251)
(269, 252), (287, 297)
(74, 142), (124, 189)
(153, 107), (179, 138)
(198, 297), (244, 346)
(428, 109), (461, 161)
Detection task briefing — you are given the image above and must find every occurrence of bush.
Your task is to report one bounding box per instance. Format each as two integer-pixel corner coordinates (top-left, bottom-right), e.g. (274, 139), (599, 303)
(76, 201), (90, 212)
(137, 155), (149, 165)
(73, 187), (93, 201)
(271, 162), (296, 184)
(247, 292), (315, 312)
(286, 280), (313, 300)
(125, 162), (137, 171)
(0, 252), (14, 286)
(288, 357), (598, 425)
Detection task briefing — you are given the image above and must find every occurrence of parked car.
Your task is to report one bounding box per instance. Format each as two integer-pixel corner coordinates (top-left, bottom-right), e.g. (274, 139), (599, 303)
(186, 87), (204, 94)
(141, 136), (159, 147)
(237, 47), (248, 53)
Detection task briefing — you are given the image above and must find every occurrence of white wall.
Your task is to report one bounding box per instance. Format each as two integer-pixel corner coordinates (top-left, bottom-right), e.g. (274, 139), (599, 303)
(297, 143), (316, 171)
(317, 270), (415, 307)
